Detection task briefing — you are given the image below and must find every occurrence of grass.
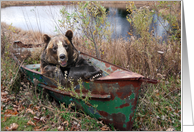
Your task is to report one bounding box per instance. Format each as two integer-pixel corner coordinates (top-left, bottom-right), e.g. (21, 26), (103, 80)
(1, 116), (35, 131)
(1, 1), (181, 131)
(133, 79), (181, 131)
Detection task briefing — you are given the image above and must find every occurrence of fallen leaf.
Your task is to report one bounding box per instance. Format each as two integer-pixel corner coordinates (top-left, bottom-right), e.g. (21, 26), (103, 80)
(6, 123), (19, 131)
(18, 105), (25, 111)
(42, 125), (49, 130)
(101, 125), (110, 131)
(13, 108), (18, 113)
(1, 106), (4, 111)
(73, 121), (78, 125)
(58, 125), (64, 131)
(4, 109), (18, 115)
(33, 116), (40, 122)
(3, 116), (9, 122)
(25, 92), (30, 96)
(154, 89), (159, 93)
(52, 123), (56, 128)
(155, 93), (160, 97)
(62, 121), (69, 126)
(13, 105), (18, 108)
(5, 126), (9, 130)
(34, 126), (41, 131)
(166, 127), (175, 131)
(40, 117), (46, 123)
(97, 121), (104, 125)
(34, 106), (40, 111)
(70, 125), (79, 131)
(27, 120), (36, 126)
(26, 108), (35, 115)
(1, 91), (8, 96)
(36, 112), (41, 117)
(34, 128), (42, 131)
(1, 97), (9, 102)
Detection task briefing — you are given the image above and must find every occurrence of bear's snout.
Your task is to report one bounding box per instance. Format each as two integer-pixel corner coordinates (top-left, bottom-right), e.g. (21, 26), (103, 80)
(60, 54), (66, 60)
(59, 53), (68, 67)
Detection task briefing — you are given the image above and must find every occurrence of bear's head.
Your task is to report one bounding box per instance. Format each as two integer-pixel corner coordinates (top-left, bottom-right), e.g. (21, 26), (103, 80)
(42, 30), (78, 67)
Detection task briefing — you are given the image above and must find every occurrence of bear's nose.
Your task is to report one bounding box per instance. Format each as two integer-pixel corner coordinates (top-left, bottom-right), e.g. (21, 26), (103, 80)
(60, 54), (66, 60)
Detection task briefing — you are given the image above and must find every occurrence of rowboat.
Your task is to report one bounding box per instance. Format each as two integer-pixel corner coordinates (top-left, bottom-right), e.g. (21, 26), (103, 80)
(11, 41), (157, 131)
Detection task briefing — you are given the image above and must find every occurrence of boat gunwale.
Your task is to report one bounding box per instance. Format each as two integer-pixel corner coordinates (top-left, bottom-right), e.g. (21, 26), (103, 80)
(11, 51), (145, 81)
(11, 49), (158, 84)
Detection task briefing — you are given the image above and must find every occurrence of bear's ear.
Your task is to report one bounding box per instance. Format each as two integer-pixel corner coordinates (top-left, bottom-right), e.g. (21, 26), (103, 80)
(65, 30), (73, 41)
(43, 34), (51, 43)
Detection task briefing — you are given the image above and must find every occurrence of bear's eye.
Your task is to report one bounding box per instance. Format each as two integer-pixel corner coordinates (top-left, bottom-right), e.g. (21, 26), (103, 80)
(63, 44), (68, 49)
(53, 46), (57, 52)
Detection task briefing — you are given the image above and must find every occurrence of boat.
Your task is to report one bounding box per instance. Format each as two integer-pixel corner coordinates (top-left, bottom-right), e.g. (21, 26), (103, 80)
(11, 41), (158, 131)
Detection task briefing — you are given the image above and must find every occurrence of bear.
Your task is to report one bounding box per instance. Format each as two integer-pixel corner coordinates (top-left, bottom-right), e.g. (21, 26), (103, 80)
(40, 30), (102, 87)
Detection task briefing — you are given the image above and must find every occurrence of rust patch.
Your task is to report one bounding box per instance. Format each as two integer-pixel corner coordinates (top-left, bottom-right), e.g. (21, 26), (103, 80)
(117, 81), (132, 87)
(112, 113), (126, 124)
(98, 110), (109, 117)
(115, 103), (129, 109)
(126, 117), (133, 130)
(112, 113), (126, 130)
(116, 87), (132, 100)
(116, 91), (123, 98)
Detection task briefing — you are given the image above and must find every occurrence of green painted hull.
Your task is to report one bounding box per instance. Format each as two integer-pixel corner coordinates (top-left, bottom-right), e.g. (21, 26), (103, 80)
(12, 52), (157, 131)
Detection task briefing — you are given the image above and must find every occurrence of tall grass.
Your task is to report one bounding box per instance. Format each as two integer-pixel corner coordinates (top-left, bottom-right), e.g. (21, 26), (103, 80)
(2, 20), (181, 80)
(1, 22), (43, 45)
(1, 24), (21, 92)
(73, 32), (181, 80)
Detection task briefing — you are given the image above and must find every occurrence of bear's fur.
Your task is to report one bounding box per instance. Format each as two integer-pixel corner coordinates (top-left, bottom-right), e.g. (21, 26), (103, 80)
(40, 30), (102, 86)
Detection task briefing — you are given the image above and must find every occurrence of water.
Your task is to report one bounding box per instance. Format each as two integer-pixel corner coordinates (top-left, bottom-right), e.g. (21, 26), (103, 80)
(1, 5), (169, 41)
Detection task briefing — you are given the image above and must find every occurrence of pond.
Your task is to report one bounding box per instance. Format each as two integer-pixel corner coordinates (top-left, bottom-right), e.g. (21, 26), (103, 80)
(1, 4), (169, 42)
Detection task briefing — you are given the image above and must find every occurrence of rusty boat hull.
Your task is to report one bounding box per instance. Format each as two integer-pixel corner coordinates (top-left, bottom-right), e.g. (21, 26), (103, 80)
(12, 50), (157, 131)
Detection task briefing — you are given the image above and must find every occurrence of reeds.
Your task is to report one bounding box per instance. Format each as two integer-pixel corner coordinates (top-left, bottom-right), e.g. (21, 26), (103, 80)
(73, 34), (181, 80)
(1, 22), (44, 45)
(1, 22), (181, 80)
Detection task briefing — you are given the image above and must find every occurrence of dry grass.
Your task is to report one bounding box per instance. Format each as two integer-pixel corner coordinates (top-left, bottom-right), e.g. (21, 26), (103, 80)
(1, 22), (181, 80)
(73, 34), (181, 81)
(1, 22), (44, 44)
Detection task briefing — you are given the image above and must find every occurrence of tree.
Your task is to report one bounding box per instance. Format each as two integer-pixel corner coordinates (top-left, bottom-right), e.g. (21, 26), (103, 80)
(59, 1), (111, 59)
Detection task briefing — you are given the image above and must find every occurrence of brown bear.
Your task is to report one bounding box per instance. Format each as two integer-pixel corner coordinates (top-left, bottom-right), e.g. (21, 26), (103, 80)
(40, 30), (102, 87)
